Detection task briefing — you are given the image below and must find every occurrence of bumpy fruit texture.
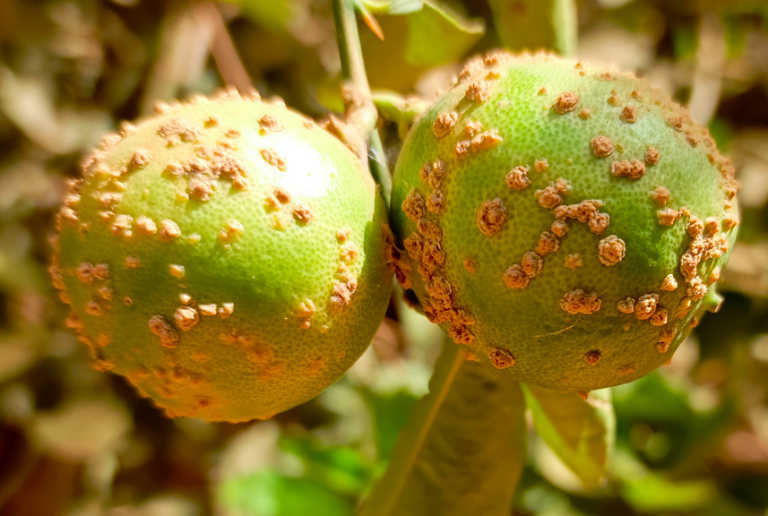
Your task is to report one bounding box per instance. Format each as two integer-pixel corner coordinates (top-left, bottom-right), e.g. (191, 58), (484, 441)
(391, 52), (740, 392)
(50, 90), (392, 422)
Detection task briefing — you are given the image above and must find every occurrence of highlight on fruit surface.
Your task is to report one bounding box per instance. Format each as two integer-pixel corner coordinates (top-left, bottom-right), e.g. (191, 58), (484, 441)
(390, 51), (740, 393)
(49, 88), (393, 422)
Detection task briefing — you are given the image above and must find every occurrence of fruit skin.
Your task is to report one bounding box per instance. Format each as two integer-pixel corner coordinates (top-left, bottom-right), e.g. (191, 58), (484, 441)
(50, 89), (393, 422)
(390, 52), (740, 392)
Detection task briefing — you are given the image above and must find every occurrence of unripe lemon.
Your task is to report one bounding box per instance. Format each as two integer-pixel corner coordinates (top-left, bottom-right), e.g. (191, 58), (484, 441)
(50, 90), (393, 422)
(390, 52), (740, 392)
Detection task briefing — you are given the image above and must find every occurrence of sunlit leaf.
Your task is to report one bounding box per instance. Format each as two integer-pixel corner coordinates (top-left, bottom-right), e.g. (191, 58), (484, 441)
(360, 1), (484, 91)
(488, 0), (577, 57)
(524, 385), (614, 490)
(219, 470), (353, 516)
(357, 339), (526, 516)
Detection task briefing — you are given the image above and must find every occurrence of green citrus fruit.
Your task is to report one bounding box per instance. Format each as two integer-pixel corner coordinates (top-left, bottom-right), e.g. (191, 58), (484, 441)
(390, 52), (740, 393)
(50, 89), (392, 422)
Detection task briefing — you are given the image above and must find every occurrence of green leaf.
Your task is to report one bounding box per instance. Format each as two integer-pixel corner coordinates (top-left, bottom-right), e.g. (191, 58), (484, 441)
(524, 385), (615, 490)
(356, 339), (527, 516)
(360, 1), (484, 91)
(388, 0), (424, 15)
(488, 0), (578, 57)
(219, 470), (353, 516)
(357, 386), (420, 462)
(280, 436), (372, 496)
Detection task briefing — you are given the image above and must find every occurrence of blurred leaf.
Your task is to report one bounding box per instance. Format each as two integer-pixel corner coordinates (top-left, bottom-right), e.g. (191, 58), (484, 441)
(32, 399), (131, 462)
(488, 0), (577, 57)
(0, 333), (37, 383)
(280, 436), (371, 496)
(357, 339), (526, 516)
(360, 0), (484, 91)
(357, 386), (419, 461)
(221, 0), (295, 32)
(363, 0), (424, 16)
(524, 385), (614, 490)
(613, 447), (719, 513)
(219, 470), (353, 516)
(0, 66), (110, 155)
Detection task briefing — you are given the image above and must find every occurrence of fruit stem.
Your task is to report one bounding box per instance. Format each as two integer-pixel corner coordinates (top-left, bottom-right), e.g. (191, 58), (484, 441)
(332, 0), (391, 206)
(372, 91), (429, 141)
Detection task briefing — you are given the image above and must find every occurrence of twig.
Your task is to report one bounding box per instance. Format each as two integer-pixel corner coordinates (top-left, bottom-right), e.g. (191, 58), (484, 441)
(331, 0), (391, 206)
(195, 1), (252, 93)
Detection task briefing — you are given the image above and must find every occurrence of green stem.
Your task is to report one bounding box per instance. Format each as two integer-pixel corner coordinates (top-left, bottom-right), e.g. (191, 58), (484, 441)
(331, 0), (391, 206)
(372, 91), (429, 141)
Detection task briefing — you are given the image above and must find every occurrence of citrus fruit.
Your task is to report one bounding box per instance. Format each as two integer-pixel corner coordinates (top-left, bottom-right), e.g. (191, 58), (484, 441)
(390, 52), (740, 392)
(50, 89), (393, 422)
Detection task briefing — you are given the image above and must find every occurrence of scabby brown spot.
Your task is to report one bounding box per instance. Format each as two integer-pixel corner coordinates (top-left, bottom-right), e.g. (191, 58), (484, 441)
(590, 136), (614, 157)
(617, 297), (635, 314)
(634, 293), (659, 320)
(551, 220), (569, 238)
(651, 187), (671, 206)
(650, 308), (668, 327)
(404, 233), (423, 261)
(455, 140), (471, 160)
(657, 327), (676, 353)
(130, 148), (153, 168)
(661, 274), (678, 291)
(470, 131), (503, 153)
(427, 190), (446, 214)
(159, 220), (181, 242)
(506, 166), (531, 190)
(522, 251), (543, 277)
(687, 216), (704, 238)
(260, 148), (287, 171)
(464, 121), (483, 137)
(174, 306), (199, 331)
(125, 255), (141, 268)
(534, 159), (549, 172)
(219, 219), (244, 243)
(402, 189), (426, 221)
(76, 262), (94, 284)
(722, 213), (739, 231)
(535, 184), (563, 209)
(501, 262), (530, 289)
(704, 217), (720, 236)
(646, 147), (660, 165)
(657, 208), (679, 226)
(111, 214), (133, 238)
(169, 264), (185, 279)
(340, 242), (359, 263)
(465, 81), (491, 103)
(588, 213), (610, 234)
(476, 198), (507, 237)
(584, 351), (601, 365)
(707, 267), (721, 285)
(86, 300), (104, 317)
(565, 253), (582, 270)
(292, 204), (314, 225)
(611, 160), (646, 180)
(553, 91), (579, 114)
(433, 112), (458, 138)
(535, 232), (560, 256)
(560, 289), (602, 315)
(219, 303), (234, 319)
(259, 115), (283, 134)
(598, 235), (626, 266)
(199, 304), (217, 317)
(686, 277), (707, 300)
(149, 315), (179, 348)
(579, 109), (591, 119)
(620, 106), (638, 123)
(336, 227), (350, 244)
(489, 347), (515, 369)
(417, 219), (442, 241)
(617, 364), (636, 376)
(419, 160), (446, 188)
(463, 257), (476, 273)
(136, 216), (157, 235)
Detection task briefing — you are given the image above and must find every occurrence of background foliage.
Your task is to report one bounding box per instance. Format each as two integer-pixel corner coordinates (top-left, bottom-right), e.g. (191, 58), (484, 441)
(1, 0), (768, 514)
